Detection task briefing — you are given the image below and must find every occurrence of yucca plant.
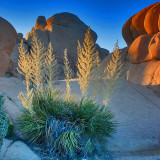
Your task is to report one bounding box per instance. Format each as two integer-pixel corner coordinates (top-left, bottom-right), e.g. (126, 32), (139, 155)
(0, 94), (9, 150)
(18, 88), (115, 159)
(18, 28), (115, 160)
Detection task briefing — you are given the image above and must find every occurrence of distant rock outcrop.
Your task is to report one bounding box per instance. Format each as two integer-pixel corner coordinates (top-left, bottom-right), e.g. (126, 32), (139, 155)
(0, 17), (17, 77)
(122, 2), (160, 86)
(11, 12), (109, 79)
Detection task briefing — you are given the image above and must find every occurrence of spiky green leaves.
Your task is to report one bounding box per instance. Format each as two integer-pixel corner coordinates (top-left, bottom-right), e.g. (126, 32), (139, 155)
(18, 90), (115, 159)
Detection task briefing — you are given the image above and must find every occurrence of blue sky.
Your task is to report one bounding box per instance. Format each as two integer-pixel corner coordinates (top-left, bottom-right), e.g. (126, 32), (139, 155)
(0, 0), (159, 52)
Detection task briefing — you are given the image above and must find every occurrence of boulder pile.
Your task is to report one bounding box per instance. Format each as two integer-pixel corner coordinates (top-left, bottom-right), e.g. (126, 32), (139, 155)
(122, 2), (160, 85)
(12, 12), (109, 79)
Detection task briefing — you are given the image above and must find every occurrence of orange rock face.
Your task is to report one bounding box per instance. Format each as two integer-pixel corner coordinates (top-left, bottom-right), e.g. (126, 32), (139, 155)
(0, 17), (17, 77)
(122, 2), (160, 46)
(128, 32), (160, 64)
(144, 3), (160, 35)
(127, 61), (160, 85)
(122, 2), (160, 86)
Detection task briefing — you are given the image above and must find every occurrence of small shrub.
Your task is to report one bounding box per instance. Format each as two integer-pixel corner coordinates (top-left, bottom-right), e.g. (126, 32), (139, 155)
(0, 94), (9, 150)
(18, 89), (115, 159)
(6, 121), (15, 137)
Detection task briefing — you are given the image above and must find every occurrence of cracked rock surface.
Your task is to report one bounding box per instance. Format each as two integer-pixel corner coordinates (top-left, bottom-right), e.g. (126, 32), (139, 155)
(0, 77), (160, 159)
(0, 139), (40, 160)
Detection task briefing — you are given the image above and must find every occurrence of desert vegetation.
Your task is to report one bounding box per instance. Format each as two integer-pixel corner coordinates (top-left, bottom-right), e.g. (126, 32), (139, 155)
(77, 27), (100, 96)
(15, 27), (124, 160)
(88, 40), (124, 105)
(0, 94), (9, 150)
(64, 49), (72, 99)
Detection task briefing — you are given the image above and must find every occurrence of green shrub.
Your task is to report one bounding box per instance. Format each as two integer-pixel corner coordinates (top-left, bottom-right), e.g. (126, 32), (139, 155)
(18, 30), (115, 159)
(0, 94), (9, 150)
(18, 88), (115, 159)
(6, 122), (15, 137)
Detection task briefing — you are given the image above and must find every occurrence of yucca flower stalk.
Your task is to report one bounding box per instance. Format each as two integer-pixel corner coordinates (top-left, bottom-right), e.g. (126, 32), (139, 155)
(18, 40), (32, 95)
(77, 27), (100, 96)
(103, 40), (123, 105)
(64, 49), (72, 99)
(45, 42), (57, 91)
(29, 29), (46, 90)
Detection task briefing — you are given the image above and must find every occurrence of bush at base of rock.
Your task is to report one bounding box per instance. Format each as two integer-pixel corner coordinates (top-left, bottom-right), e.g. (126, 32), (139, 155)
(18, 87), (115, 159)
(0, 94), (9, 150)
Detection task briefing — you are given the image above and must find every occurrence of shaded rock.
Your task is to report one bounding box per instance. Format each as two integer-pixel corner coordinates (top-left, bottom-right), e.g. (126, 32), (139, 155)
(0, 17), (17, 77)
(24, 12), (108, 79)
(10, 41), (29, 77)
(0, 139), (12, 158)
(107, 80), (160, 152)
(17, 33), (23, 42)
(99, 47), (129, 74)
(130, 22), (139, 39)
(0, 139), (40, 160)
(35, 16), (47, 31)
(0, 77), (25, 138)
(127, 60), (160, 86)
(95, 44), (109, 60)
(54, 79), (160, 153)
(26, 28), (49, 48)
(1, 76), (160, 154)
(122, 16), (134, 46)
(114, 152), (160, 160)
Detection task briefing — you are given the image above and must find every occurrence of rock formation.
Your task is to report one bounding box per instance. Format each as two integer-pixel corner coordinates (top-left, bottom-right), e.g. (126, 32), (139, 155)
(11, 12), (109, 79)
(122, 2), (160, 46)
(122, 2), (160, 86)
(0, 139), (40, 160)
(0, 17), (17, 77)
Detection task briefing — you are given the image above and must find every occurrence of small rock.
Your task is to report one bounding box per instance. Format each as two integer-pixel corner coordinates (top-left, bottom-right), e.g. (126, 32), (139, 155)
(0, 139), (40, 160)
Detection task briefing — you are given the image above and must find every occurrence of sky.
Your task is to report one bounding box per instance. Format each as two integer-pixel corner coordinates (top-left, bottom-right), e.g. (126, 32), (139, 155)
(0, 0), (159, 52)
